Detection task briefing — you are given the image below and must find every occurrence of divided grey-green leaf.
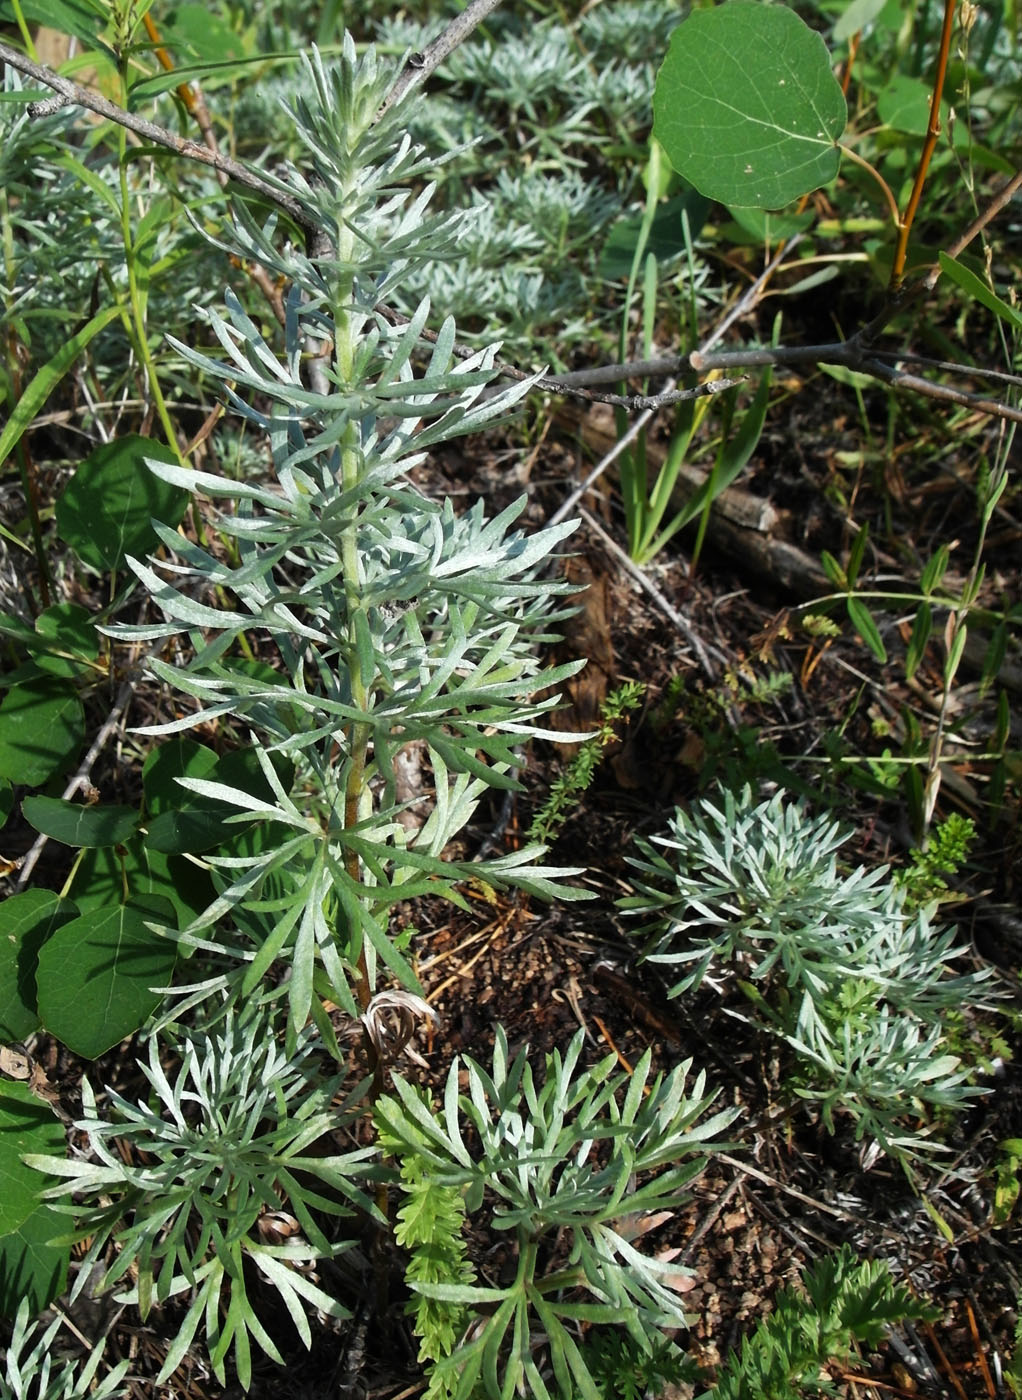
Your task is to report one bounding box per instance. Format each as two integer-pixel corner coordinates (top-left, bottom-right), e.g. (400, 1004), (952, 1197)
(654, 2), (847, 209)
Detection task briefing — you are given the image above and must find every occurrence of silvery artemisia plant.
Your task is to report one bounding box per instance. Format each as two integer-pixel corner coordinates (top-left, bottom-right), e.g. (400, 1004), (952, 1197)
(621, 786), (992, 1165)
(32, 36), (732, 1398)
(26, 1004), (380, 1391)
(375, 1027), (736, 1400)
(1, 1300), (129, 1400)
(109, 39), (589, 1031)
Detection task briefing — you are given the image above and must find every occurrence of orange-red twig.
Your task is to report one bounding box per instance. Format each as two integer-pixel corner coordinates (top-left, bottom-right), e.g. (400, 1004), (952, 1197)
(891, 0), (958, 285)
(965, 1298), (996, 1398)
(840, 30), (861, 98)
(920, 1313), (970, 1400)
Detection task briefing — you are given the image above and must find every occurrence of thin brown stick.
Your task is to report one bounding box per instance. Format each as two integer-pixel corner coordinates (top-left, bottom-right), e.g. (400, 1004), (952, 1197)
(2, 38), (316, 233)
(548, 236), (797, 525)
(835, 1373), (920, 1396)
(690, 337), (1022, 421)
(965, 1297), (997, 1399)
(839, 30), (861, 97)
(375, 0), (505, 121)
(871, 349), (1022, 387)
(928, 164), (1022, 286)
(863, 358), (1022, 423)
(918, 1309), (971, 1400)
(715, 1152), (855, 1222)
(376, 304), (736, 410)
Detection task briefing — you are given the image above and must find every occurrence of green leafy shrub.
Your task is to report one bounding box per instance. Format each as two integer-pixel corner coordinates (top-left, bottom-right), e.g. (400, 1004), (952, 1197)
(14, 29), (597, 1391)
(25, 1004), (379, 1390)
(706, 1243), (937, 1400)
(1, 0), (1017, 1392)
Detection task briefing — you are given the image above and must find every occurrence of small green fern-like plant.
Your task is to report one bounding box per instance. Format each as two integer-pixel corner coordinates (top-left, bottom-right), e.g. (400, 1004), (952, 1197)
(573, 1329), (698, 1400)
(895, 812), (976, 911)
(377, 1085), (476, 1400)
(529, 680), (645, 844)
(706, 1244), (937, 1400)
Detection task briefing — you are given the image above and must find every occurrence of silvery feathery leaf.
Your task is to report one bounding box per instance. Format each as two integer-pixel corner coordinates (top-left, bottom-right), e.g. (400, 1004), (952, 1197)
(25, 1005), (381, 1390)
(620, 785), (993, 1166)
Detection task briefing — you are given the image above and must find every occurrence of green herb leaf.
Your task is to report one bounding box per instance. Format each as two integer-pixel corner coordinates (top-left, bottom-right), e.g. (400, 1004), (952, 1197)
(0, 890), (79, 1042)
(36, 896), (178, 1057)
(0, 1082), (65, 1235)
(22, 796), (139, 848)
(54, 436), (188, 572)
(654, 2), (846, 209)
(0, 678), (84, 787)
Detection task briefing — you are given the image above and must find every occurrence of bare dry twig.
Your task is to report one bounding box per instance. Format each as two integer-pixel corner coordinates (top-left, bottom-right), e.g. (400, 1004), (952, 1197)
(1, 38), (316, 231)
(375, 0), (505, 120)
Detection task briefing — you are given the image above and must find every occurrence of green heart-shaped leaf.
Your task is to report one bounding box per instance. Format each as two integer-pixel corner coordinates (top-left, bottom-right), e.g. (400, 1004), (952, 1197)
(654, 2), (846, 209)
(36, 897), (178, 1058)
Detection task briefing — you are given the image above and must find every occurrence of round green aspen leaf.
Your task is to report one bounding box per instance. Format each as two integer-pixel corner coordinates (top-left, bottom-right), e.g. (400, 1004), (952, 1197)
(653, 2), (847, 209)
(0, 1082), (65, 1235)
(69, 839), (212, 929)
(0, 890), (79, 1043)
(142, 738), (219, 815)
(0, 679), (84, 788)
(0, 1203), (70, 1319)
(31, 603), (100, 682)
(54, 435), (188, 573)
(34, 603), (98, 660)
(36, 896), (178, 1058)
(22, 796), (139, 848)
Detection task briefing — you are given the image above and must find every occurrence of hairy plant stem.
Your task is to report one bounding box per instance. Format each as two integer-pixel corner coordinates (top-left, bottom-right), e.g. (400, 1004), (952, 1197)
(326, 212), (378, 1017)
